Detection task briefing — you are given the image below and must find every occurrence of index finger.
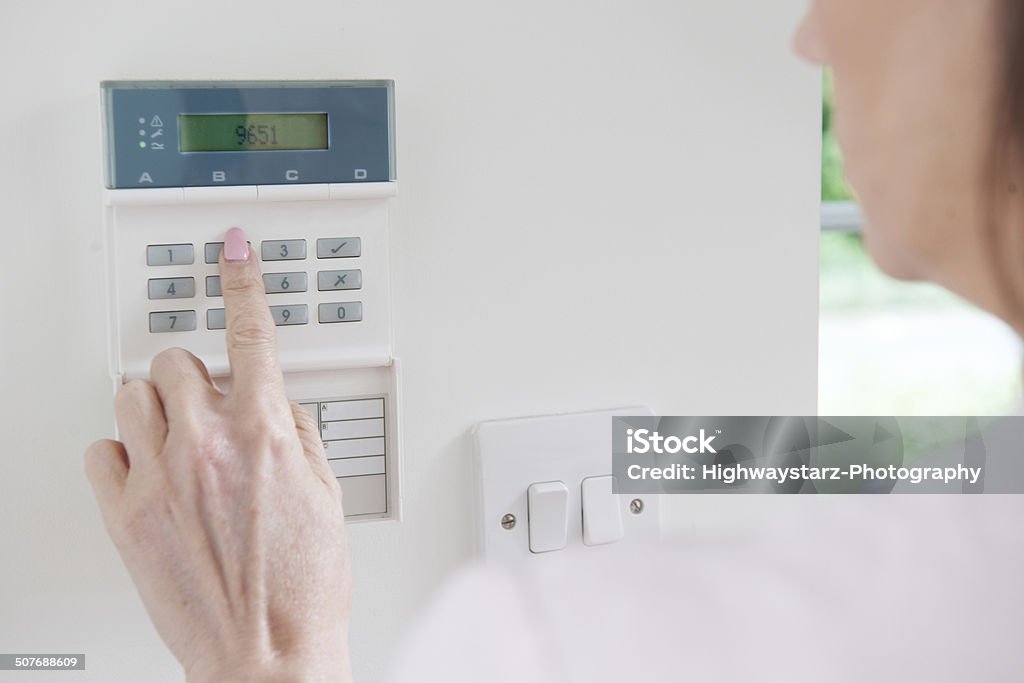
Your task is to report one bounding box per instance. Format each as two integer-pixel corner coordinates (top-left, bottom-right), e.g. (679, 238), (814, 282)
(218, 226), (287, 403)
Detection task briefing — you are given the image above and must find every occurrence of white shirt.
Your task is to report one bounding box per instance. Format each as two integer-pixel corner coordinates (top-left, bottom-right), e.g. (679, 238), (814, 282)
(388, 497), (1024, 682)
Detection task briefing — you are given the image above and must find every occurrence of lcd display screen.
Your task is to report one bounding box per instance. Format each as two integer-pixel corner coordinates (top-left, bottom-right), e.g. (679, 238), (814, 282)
(178, 113), (328, 152)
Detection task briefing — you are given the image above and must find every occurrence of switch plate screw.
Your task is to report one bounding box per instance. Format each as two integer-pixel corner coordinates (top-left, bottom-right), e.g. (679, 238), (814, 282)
(629, 499), (644, 515)
(501, 513), (517, 530)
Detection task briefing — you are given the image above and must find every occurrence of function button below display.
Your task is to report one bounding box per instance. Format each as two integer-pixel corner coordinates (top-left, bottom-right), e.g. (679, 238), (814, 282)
(316, 237), (361, 259)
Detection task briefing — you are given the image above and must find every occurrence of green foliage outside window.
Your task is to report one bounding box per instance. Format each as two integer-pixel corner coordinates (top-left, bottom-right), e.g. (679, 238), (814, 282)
(821, 72), (853, 202)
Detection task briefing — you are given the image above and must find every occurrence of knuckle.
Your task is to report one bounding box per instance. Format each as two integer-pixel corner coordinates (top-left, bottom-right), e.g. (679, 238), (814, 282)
(83, 440), (111, 474)
(226, 317), (276, 353)
(150, 347), (195, 376)
(110, 504), (151, 546)
(115, 379), (150, 407)
(291, 403), (318, 431)
(221, 271), (263, 298)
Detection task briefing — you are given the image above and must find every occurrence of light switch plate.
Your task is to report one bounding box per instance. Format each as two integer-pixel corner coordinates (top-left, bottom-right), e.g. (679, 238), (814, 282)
(472, 407), (661, 562)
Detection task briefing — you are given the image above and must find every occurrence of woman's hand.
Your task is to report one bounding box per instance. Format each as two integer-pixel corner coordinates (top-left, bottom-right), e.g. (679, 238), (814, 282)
(84, 227), (352, 683)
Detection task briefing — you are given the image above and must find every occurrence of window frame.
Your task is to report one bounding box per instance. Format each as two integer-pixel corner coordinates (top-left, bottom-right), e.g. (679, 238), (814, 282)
(821, 200), (862, 233)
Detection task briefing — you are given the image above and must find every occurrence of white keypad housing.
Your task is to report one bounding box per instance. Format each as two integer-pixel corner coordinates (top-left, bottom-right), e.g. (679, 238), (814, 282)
(104, 183), (401, 522)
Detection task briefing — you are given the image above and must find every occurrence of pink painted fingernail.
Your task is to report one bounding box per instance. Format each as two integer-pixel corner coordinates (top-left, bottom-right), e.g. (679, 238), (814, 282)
(224, 227), (249, 262)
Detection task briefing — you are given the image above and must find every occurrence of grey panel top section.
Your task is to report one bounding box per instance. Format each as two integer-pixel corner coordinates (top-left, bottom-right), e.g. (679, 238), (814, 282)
(102, 80), (395, 189)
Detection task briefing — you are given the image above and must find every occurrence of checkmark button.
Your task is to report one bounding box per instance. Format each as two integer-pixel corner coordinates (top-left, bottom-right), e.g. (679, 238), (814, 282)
(317, 237), (361, 259)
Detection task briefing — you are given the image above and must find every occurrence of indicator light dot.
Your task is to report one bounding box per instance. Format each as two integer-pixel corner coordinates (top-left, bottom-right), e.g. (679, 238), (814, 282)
(138, 129), (146, 136)
(139, 141), (147, 148)
(138, 117), (145, 124)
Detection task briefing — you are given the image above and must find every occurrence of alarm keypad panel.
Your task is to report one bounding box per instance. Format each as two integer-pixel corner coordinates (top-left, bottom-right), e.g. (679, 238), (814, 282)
(102, 81), (400, 522)
(143, 236), (360, 332)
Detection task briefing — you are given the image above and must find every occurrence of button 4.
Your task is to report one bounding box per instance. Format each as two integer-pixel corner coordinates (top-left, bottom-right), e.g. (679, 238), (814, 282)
(148, 277), (195, 300)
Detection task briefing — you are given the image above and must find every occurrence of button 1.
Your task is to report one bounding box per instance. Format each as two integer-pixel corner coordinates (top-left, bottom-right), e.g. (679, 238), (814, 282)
(147, 244), (194, 266)
(264, 272), (308, 294)
(318, 302), (363, 323)
(206, 276), (222, 297)
(207, 308), (226, 330)
(148, 277), (195, 300)
(261, 239), (306, 261)
(149, 310), (197, 333)
(317, 270), (362, 291)
(316, 237), (361, 259)
(270, 304), (308, 326)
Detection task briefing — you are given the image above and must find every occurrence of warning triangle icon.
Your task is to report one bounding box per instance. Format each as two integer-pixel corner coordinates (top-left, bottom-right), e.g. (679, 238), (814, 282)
(150, 115), (164, 128)
(139, 172), (153, 183)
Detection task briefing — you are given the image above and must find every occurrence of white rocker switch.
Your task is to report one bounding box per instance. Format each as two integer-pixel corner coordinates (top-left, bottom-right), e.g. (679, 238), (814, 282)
(527, 481), (569, 553)
(581, 476), (624, 546)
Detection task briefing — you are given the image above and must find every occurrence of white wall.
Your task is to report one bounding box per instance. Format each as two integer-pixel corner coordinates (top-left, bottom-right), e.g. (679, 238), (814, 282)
(0, 1), (819, 680)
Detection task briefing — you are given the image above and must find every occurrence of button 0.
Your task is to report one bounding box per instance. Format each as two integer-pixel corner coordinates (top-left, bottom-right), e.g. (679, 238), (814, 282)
(262, 240), (306, 261)
(147, 244), (194, 266)
(318, 302), (363, 323)
(264, 272), (308, 294)
(270, 304), (308, 326)
(149, 310), (197, 333)
(148, 277), (195, 300)
(317, 237), (361, 259)
(317, 270), (362, 291)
